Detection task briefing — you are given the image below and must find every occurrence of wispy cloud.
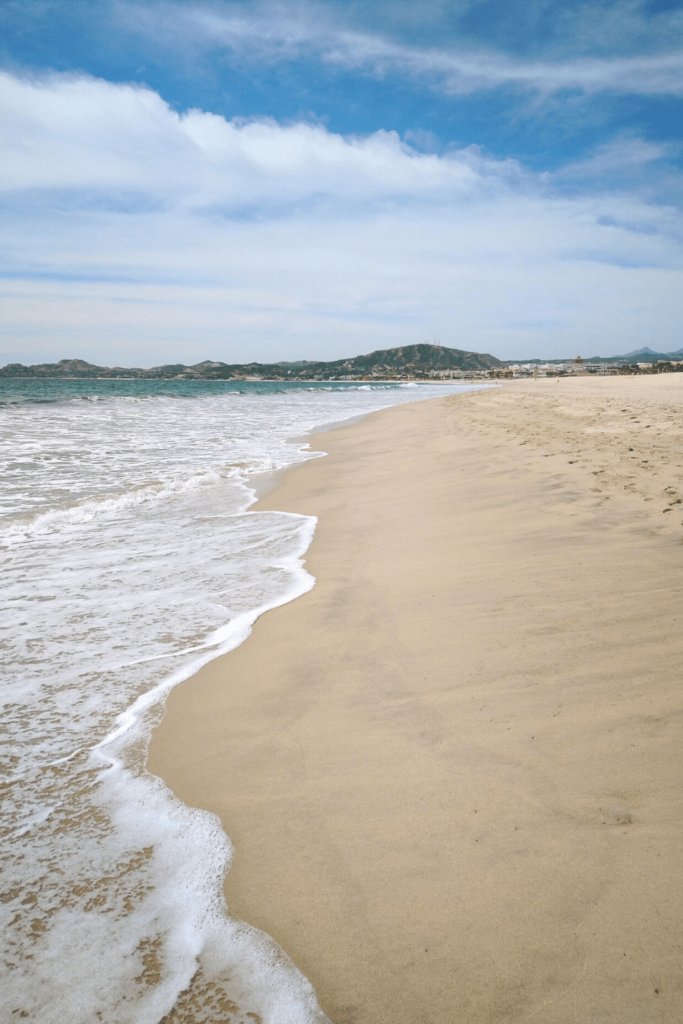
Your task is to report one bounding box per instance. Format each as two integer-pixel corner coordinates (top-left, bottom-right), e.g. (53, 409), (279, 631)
(558, 136), (674, 179)
(118, 1), (683, 98)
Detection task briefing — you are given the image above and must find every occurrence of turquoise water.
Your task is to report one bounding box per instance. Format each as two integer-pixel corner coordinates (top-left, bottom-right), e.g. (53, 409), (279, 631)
(0, 377), (405, 404)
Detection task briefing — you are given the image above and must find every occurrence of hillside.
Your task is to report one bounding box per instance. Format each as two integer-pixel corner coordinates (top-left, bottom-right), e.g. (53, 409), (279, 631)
(0, 344), (504, 380)
(585, 346), (683, 364)
(322, 344), (503, 374)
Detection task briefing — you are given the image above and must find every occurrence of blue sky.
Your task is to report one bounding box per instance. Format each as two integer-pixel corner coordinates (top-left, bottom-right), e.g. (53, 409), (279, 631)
(1, 0), (682, 364)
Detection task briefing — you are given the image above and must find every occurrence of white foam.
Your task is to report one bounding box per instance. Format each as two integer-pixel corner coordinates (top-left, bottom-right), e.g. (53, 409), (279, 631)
(1, 381), (487, 1021)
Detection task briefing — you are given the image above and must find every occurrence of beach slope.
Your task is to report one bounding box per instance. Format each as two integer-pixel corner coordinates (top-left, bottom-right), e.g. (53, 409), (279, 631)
(150, 377), (683, 1024)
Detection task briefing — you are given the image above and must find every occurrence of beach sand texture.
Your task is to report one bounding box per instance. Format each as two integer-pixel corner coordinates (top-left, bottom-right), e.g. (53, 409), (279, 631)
(150, 376), (683, 1024)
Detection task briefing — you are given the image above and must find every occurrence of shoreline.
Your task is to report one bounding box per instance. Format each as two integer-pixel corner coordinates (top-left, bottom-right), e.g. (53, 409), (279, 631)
(149, 377), (683, 1023)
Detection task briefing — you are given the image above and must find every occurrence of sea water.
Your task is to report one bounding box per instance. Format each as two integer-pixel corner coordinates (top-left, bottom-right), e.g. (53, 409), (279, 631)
(1, 378), (484, 1023)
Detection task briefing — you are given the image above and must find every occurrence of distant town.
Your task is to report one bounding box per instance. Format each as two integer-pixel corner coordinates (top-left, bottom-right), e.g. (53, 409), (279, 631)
(2, 343), (682, 383)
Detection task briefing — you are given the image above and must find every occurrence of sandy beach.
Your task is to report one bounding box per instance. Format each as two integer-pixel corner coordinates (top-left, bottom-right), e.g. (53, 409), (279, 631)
(149, 376), (683, 1024)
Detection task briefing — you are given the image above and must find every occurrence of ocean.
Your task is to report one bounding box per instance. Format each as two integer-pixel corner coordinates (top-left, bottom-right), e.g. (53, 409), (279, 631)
(1, 377), (485, 1023)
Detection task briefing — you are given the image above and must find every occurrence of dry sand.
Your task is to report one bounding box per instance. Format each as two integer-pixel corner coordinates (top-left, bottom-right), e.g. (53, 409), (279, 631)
(149, 375), (683, 1024)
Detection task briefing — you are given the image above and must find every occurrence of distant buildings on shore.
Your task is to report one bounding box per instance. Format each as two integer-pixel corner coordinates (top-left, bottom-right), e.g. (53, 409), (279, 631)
(482, 358), (683, 382)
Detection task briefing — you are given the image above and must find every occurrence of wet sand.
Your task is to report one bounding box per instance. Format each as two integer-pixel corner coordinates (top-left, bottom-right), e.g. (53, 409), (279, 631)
(149, 376), (683, 1023)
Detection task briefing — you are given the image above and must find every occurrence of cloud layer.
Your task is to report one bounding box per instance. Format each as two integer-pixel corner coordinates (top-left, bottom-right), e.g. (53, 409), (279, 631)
(1, 70), (682, 364)
(0, 72), (522, 208)
(120, 1), (683, 98)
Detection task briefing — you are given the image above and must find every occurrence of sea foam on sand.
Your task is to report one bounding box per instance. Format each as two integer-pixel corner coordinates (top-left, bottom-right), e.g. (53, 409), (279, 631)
(2, 379), (481, 1023)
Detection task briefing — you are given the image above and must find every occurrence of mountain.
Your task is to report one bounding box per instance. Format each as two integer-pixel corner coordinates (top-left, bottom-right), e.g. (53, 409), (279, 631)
(586, 346), (683, 363)
(0, 344), (505, 379)
(622, 347), (664, 357)
(330, 343), (503, 373)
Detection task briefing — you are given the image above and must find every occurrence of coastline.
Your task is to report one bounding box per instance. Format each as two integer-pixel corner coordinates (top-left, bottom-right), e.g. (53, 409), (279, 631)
(149, 377), (683, 1023)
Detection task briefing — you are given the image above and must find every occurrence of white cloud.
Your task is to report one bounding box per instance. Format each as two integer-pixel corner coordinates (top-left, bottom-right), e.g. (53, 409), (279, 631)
(118, 1), (683, 98)
(1, 71), (682, 365)
(0, 71), (520, 209)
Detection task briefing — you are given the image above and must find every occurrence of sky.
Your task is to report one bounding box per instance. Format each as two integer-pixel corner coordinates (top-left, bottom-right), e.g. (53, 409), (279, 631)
(1, 0), (682, 365)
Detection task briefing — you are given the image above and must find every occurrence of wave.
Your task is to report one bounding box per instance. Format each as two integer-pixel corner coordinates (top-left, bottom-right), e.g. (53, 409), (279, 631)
(2, 378), (483, 1021)
(1, 467), (252, 543)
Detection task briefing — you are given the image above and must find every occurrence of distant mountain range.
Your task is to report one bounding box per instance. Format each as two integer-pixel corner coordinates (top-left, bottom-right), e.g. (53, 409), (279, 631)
(585, 346), (683, 364)
(0, 344), (505, 380)
(1, 342), (681, 379)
